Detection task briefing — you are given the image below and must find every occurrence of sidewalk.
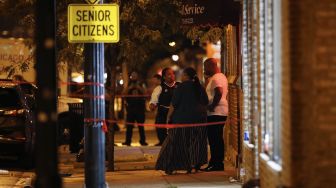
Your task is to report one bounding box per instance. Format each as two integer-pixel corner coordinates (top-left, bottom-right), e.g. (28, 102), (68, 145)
(59, 145), (242, 188)
(0, 145), (241, 188)
(0, 170), (34, 188)
(1, 117), (240, 188)
(58, 145), (161, 174)
(63, 170), (242, 188)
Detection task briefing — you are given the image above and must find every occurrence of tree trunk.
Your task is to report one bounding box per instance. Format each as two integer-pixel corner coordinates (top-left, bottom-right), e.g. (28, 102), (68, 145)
(106, 66), (116, 171)
(105, 45), (118, 171)
(122, 62), (129, 89)
(119, 62), (128, 119)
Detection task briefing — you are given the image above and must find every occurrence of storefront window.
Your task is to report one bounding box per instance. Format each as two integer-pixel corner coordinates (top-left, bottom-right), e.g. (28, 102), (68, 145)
(262, 0), (282, 163)
(242, 0), (253, 144)
(243, 0), (282, 163)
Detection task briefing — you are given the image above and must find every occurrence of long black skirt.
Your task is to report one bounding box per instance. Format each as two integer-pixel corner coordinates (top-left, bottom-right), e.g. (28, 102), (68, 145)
(155, 127), (192, 171)
(190, 126), (208, 167)
(155, 126), (208, 171)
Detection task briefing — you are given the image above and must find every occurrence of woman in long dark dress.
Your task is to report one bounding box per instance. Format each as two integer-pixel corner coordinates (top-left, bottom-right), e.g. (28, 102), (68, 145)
(155, 67), (208, 174)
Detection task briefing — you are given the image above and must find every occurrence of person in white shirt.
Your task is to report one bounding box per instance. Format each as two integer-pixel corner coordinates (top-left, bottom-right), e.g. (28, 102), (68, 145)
(202, 58), (228, 172)
(149, 68), (178, 146)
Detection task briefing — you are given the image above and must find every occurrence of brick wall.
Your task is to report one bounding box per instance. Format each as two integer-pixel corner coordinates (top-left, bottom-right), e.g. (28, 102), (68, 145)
(280, 0), (291, 186)
(259, 154), (281, 188)
(242, 0), (336, 187)
(288, 0), (336, 187)
(243, 142), (256, 181)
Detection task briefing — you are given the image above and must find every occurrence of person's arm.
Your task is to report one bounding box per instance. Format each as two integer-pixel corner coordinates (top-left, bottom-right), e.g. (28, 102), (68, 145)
(201, 87), (209, 106)
(208, 87), (223, 112)
(167, 85), (182, 123)
(149, 86), (162, 110)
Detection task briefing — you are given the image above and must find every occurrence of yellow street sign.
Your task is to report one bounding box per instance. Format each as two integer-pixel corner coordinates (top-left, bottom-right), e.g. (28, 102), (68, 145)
(68, 4), (119, 43)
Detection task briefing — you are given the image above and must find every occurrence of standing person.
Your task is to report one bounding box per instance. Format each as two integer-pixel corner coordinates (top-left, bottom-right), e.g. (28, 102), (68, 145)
(149, 68), (178, 146)
(155, 67), (208, 174)
(202, 58), (228, 171)
(122, 71), (148, 146)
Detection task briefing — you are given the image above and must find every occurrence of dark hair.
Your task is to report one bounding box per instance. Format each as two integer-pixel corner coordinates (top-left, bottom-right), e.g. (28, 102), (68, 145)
(183, 67), (202, 101)
(161, 67), (172, 85)
(153, 74), (162, 80)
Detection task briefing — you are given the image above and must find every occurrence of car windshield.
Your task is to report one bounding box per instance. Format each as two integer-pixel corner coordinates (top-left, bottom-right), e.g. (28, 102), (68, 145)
(0, 88), (21, 108)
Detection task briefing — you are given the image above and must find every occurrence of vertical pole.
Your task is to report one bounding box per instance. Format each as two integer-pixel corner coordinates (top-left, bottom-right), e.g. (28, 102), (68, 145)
(35, 0), (62, 188)
(84, 0), (106, 187)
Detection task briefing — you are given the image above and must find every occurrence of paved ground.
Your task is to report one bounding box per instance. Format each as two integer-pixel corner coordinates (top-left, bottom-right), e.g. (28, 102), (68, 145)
(0, 117), (242, 187)
(0, 170), (34, 188)
(0, 169), (242, 188)
(63, 170), (242, 188)
(114, 116), (159, 146)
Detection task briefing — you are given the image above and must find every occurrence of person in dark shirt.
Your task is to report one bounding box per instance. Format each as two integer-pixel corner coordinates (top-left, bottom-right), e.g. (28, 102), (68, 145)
(149, 68), (178, 146)
(122, 71), (148, 146)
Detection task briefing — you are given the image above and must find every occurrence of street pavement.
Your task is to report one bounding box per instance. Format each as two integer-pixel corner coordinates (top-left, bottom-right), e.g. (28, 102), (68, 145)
(0, 170), (34, 188)
(63, 170), (242, 188)
(0, 119), (242, 188)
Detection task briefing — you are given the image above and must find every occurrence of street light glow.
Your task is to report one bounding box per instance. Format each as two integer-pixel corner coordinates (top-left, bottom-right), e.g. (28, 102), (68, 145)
(72, 75), (84, 83)
(172, 54), (179, 61)
(169, 41), (176, 47)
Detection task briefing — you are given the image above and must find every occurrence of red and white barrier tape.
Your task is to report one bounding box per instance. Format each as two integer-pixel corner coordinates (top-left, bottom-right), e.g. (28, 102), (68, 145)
(84, 118), (227, 130)
(59, 81), (104, 87)
(60, 94), (150, 99)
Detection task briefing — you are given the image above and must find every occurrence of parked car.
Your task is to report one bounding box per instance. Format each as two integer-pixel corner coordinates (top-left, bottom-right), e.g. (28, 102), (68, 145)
(0, 80), (36, 168)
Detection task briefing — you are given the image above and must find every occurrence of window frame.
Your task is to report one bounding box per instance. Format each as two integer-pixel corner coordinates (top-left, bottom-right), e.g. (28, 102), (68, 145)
(262, 0), (282, 163)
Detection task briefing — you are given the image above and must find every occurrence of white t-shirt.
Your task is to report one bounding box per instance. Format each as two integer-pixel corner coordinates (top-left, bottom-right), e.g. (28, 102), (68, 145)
(149, 85), (162, 105)
(206, 73), (228, 116)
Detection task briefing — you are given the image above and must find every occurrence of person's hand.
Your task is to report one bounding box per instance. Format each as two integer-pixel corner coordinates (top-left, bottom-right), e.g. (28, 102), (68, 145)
(149, 103), (157, 111)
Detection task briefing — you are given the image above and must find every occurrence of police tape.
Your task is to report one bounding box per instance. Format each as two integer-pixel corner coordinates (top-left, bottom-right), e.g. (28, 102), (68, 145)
(59, 81), (104, 87)
(83, 118), (228, 130)
(3, 80), (235, 128)
(66, 94), (105, 99)
(60, 94), (151, 99)
(1, 80), (151, 98)
(0, 80), (104, 87)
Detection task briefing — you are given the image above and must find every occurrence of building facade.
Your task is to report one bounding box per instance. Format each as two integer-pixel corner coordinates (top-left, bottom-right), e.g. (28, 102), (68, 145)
(238, 0), (336, 187)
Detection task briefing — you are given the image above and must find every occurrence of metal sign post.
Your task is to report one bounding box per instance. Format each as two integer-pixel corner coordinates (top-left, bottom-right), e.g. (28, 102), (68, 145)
(82, 0), (106, 186)
(83, 39), (106, 188)
(67, 0), (119, 187)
